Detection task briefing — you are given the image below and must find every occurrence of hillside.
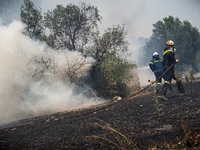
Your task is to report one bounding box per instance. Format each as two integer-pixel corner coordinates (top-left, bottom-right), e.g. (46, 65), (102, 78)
(0, 81), (200, 150)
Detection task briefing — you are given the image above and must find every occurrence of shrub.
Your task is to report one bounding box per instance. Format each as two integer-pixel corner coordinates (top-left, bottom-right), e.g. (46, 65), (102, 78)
(91, 53), (134, 98)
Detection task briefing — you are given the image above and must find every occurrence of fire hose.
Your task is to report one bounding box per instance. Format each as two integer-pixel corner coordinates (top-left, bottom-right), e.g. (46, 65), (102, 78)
(48, 62), (177, 119)
(126, 62), (176, 99)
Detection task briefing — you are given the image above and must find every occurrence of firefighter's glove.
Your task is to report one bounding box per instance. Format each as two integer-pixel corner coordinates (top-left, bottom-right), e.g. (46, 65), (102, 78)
(174, 49), (176, 53)
(175, 59), (179, 63)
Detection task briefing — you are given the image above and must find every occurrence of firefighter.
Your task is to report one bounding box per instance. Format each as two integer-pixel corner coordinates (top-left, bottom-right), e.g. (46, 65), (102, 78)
(149, 52), (163, 93)
(157, 40), (186, 100)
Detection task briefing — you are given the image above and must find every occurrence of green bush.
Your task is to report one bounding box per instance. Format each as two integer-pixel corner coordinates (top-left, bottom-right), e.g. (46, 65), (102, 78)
(92, 53), (134, 98)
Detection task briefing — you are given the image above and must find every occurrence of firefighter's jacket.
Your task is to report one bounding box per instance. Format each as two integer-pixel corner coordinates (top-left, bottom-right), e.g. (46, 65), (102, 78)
(149, 57), (163, 75)
(163, 46), (176, 72)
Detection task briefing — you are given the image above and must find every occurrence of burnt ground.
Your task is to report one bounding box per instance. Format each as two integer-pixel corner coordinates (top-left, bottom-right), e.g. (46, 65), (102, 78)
(0, 81), (200, 150)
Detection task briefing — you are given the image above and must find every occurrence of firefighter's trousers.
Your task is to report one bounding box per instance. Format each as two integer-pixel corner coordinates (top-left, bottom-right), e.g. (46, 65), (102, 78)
(159, 69), (185, 96)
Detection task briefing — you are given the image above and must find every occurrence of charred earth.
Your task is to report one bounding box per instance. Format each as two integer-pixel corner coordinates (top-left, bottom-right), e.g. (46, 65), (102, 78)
(0, 81), (200, 149)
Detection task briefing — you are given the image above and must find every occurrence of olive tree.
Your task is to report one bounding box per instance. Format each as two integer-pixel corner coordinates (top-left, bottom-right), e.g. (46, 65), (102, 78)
(89, 25), (134, 97)
(87, 25), (128, 62)
(142, 16), (200, 66)
(21, 0), (44, 40)
(44, 3), (101, 51)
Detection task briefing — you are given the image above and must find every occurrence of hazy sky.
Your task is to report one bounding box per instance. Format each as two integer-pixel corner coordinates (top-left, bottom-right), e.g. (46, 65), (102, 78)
(40, 0), (200, 38)
(38, 0), (200, 65)
(0, 0), (200, 63)
(1, 0), (199, 38)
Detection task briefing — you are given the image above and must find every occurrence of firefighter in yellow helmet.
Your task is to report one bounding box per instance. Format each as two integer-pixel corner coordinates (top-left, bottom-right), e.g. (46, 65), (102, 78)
(157, 40), (186, 100)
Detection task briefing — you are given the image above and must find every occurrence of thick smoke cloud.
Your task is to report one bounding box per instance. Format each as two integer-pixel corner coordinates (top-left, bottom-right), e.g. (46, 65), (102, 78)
(0, 21), (104, 124)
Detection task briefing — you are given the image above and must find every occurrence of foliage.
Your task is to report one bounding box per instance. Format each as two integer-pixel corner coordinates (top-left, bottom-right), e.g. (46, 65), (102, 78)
(88, 25), (133, 97)
(20, 1), (136, 97)
(88, 25), (128, 64)
(91, 53), (134, 97)
(44, 3), (101, 51)
(142, 16), (200, 66)
(20, 0), (44, 40)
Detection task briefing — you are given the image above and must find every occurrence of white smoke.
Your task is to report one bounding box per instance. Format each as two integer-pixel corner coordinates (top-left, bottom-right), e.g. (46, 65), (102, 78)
(0, 21), (104, 124)
(137, 66), (154, 87)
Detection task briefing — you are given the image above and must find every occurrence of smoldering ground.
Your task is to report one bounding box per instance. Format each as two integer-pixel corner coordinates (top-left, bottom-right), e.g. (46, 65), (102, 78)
(0, 21), (105, 124)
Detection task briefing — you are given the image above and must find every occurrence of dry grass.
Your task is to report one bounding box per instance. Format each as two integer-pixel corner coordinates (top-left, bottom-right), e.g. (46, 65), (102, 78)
(87, 118), (139, 150)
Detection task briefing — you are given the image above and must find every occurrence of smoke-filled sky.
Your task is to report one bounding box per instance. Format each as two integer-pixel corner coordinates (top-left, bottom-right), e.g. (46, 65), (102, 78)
(39, 0), (200, 38)
(39, 0), (200, 65)
(0, 0), (199, 38)
(2, 0), (199, 63)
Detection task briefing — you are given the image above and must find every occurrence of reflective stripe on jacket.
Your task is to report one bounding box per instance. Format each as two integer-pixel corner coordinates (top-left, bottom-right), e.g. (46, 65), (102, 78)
(162, 46), (176, 71)
(149, 58), (163, 73)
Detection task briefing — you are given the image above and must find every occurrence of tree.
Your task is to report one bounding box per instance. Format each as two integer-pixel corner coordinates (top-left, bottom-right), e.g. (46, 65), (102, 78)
(142, 16), (200, 67)
(89, 25), (128, 64)
(44, 3), (101, 51)
(100, 53), (134, 97)
(20, 0), (44, 40)
(89, 25), (133, 97)
(20, 2), (137, 97)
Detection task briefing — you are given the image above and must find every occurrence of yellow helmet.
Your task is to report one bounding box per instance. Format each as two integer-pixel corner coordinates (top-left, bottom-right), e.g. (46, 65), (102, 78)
(166, 40), (174, 46)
